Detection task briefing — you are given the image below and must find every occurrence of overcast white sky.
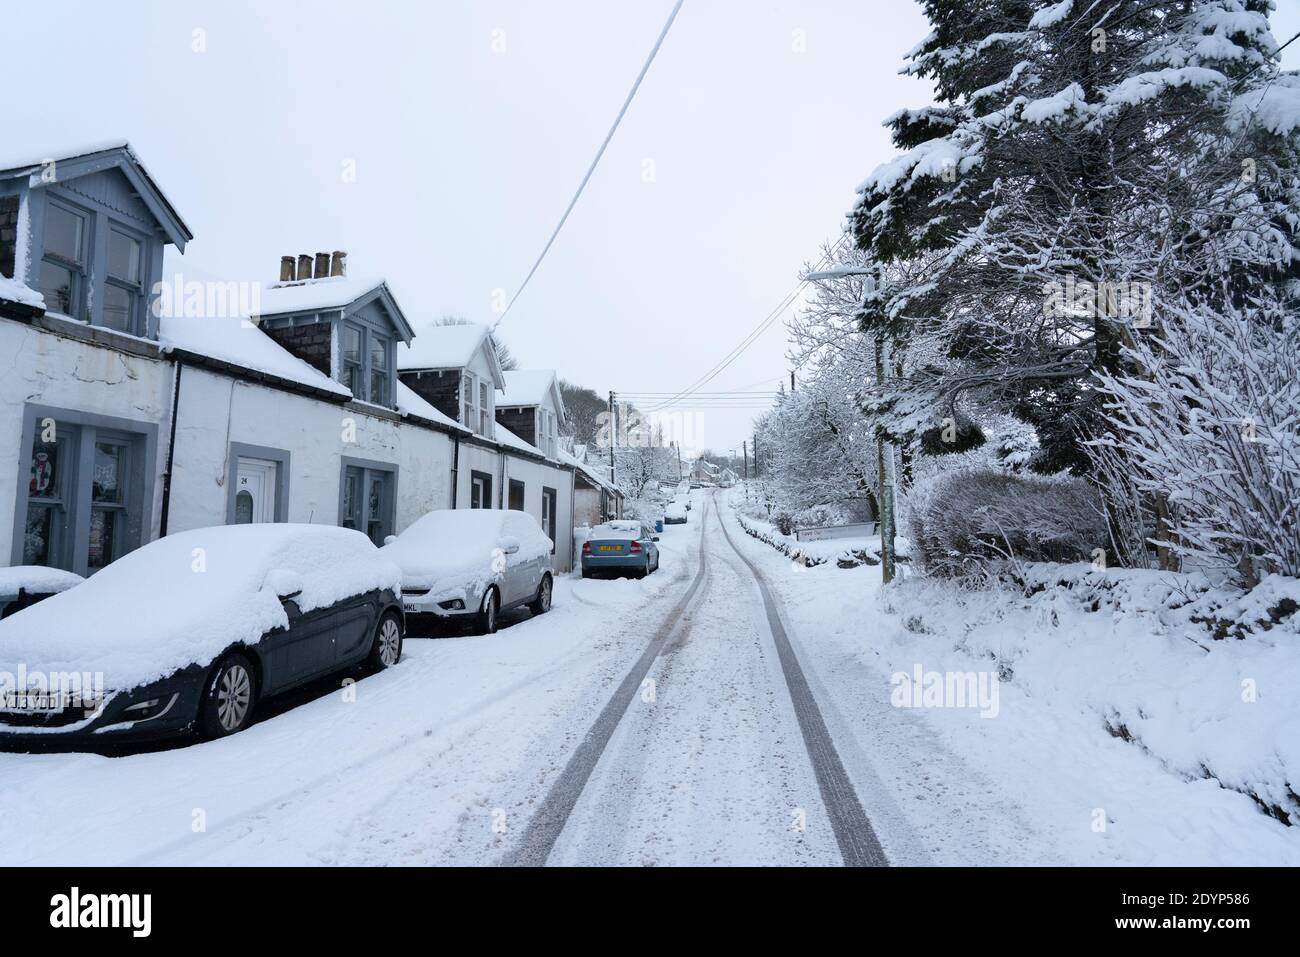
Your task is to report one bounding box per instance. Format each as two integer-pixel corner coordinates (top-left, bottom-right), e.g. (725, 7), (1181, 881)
(6, 0), (1299, 454)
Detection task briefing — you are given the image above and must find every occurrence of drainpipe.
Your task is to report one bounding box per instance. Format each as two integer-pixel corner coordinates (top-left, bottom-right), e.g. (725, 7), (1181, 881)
(450, 432), (461, 509)
(158, 359), (184, 536)
(499, 450), (508, 509)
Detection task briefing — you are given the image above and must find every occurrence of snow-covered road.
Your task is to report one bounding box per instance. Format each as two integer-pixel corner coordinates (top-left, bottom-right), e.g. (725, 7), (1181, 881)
(4, 489), (1294, 866)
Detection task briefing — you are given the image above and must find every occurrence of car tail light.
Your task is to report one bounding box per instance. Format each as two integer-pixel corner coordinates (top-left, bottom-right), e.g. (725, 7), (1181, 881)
(629, 541), (642, 553)
(582, 541), (591, 554)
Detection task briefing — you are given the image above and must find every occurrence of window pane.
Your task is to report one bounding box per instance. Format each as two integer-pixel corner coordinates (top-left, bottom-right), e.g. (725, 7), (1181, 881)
(235, 489), (254, 524)
(44, 205), (83, 263)
(38, 260), (75, 315)
(23, 506), (54, 565)
(369, 369), (387, 405)
(108, 231), (141, 282)
(367, 475), (383, 521)
(342, 470), (360, 528)
(92, 443), (125, 503)
(102, 284), (134, 332)
(28, 438), (62, 500)
(88, 509), (118, 571)
(342, 326), (361, 364)
(345, 362), (362, 396)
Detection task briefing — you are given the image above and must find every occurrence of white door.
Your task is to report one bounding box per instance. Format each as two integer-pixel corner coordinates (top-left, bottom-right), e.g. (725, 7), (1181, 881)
(234, 457), (278, 524)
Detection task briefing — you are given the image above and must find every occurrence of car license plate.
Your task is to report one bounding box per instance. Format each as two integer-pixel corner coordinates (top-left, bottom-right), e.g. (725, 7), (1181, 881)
(599, 545), (620, 551)
(403, 602), (420, 613)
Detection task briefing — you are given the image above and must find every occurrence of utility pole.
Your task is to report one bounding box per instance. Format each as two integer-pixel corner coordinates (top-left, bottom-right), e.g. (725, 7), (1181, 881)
(875, 333), (897, 584)
(752, 434), (759, 477)
(608, 390), (616, 486)
(743, 440), (749, 480)
(791, 370), (795, 392)
(675, 441), (682, 480)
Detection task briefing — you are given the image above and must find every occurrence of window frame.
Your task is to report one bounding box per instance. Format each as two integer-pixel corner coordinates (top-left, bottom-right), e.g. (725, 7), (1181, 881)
(38, 199), (90, 321)
(508, 478), (526, 512)
(11, 405), (157, 576)
(338, 456), (398, 546)
(470, 470), (493, 509)
(541, 486), (557, 552)
(101, 223), (148, 336)
(337, 321), (394, 409)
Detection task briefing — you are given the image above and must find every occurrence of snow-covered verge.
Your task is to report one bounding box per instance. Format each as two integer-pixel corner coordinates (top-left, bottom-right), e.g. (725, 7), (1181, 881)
(732, 502), (909, 568)
(722, 504), (1300, 865)
(930, 562), (1300, 824)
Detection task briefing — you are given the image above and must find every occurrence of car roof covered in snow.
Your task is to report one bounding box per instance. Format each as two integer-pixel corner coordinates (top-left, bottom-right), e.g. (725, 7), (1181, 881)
(0, 566), (84, 600)
(0, 525), (401, 692)
(382, 509), (552, 591)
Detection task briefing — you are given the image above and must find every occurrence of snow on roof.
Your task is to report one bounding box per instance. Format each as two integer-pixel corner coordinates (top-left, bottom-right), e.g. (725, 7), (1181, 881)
(499, 369), (557, 408)
(0, 139), (192, 247)
(160, 316), (351, 397)
(254, 276), (388, 317)
(397, 322), (490, 372)
(0, 276), (44, 309)
(0, 138), (131, 174)
(396, 380), (466, 432)
(495, 421), (543, 457)
(558, 447), (621, 496)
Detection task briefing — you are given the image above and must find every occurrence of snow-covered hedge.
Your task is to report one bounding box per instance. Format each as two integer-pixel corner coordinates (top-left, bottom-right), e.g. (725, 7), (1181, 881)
(887, 563), (1300, 825)
(905, 468), (1106, 577)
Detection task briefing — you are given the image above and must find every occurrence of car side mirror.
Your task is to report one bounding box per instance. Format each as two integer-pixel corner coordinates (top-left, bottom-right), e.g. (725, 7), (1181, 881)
(264, 569), (304, 602)
(499, 536), (521, 555)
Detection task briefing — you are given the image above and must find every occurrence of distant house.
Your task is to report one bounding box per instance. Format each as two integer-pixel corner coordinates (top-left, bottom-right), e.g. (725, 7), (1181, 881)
(1, 140), (591, 578)
(496, 370), (565, 460)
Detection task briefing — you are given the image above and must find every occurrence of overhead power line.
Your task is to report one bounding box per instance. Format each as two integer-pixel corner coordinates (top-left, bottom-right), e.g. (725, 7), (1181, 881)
(493, 0), (687, 329)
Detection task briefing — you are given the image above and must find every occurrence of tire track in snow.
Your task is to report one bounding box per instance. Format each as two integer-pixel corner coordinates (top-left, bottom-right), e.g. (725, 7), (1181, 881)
(714, 496), (889, 867)
(501, 499), (713, 866)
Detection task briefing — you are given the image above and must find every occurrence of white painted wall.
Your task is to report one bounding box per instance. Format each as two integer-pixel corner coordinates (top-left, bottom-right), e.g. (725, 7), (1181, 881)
(167, 365), (455, 536)
(0, 321), (170, 564)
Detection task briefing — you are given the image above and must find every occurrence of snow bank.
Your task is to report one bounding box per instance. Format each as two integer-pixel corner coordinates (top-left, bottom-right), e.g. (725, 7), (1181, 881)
(732, 504), (909, 568)
(888, 562), (1300, 825)
(382, 510), (551, 594)
(0, 525), (401, 691)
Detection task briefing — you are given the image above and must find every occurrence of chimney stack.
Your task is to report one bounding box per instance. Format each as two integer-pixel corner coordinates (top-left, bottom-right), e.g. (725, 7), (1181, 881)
(280, 256), (296, 282)
(314, 252), (331, 279)
(330, 250), (347, 277)
(297, 254), (313, 280)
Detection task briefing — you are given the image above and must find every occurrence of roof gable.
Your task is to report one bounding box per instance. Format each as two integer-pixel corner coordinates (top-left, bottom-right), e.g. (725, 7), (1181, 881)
(397, 322), (506, 389)
(0, 141), (192, 250)
(499, 369), (566, 423)
(254, 277), (415, 343)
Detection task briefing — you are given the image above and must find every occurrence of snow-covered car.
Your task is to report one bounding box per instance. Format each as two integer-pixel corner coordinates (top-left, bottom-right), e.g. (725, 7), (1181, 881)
(0, 525), (404, 745)
(382, 509), (554, 634)
(581, 521), (660, 579)
(0, 566), (84, 619)
(664, 501), (688, 525)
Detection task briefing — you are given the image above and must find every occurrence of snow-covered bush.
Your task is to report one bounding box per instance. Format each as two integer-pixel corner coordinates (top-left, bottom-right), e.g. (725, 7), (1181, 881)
(1092, 297), (1300, 585)
(906, 468), (1107, 576)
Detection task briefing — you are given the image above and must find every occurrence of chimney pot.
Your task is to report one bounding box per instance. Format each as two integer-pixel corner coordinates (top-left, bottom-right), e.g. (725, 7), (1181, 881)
(297, 254), (313, 280)
(315, 252), (331, 279)
(279, 256), (295, 282)
(330, 250), (347, 277)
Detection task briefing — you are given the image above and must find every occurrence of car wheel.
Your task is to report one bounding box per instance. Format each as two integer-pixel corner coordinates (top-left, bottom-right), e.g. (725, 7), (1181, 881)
(200, 651), (256, 739)
(367, 610), (403, 671)
(529, 574), (553, 615)
(479, 586), (500, 635)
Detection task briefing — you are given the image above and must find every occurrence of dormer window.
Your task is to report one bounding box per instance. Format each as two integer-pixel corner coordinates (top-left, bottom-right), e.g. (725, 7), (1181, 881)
(479, 380), (492, 437)
(38, 202), (88, 319)
(336, 321), (393, 407)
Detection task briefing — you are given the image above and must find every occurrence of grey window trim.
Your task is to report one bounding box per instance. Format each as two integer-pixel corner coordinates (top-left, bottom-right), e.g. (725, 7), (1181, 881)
(470, 469), (493, 509)
(338, 320), (395, 409)
(11, 403), (158, 576)
(226, 442), (291, 524)
(102, 221), (149, 337)
(38, 197), (91, 321)
(338, 455), (398, 544)
(542, 485), (557, 552)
